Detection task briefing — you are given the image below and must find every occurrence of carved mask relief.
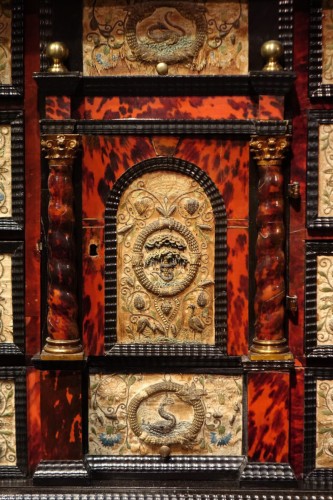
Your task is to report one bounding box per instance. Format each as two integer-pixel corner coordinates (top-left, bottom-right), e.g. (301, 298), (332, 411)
(83, 0), (248, 76)
(89, 373), (243, 456)
(116, 171), (215, 344)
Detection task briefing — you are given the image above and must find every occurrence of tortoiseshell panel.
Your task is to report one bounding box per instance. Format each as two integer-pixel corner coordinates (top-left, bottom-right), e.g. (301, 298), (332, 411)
(45, 96), (71, 120)
(83, 0), (248, 76)
(175, 139), (249, 220)
(26, 368), (42, 472)
(248, 372), (289, 462)
(322, 0), (333, 84)
(227, 227), (248, 355)
(89, 373), (243, 456)
(82, 135), (155, 220)
(77, 96), (257, 120)
(0, 1), (12, 85)
(82, 225), (105, 355)
(0, 378), (16, 466)
(258, 95), (284, 120)
(290, 368), (304, 478)
(316, 379), (333, 467)
(41, 371), (82, 460)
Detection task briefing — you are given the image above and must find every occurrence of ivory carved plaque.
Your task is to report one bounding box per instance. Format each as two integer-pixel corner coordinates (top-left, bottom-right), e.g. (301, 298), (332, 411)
(316, 255), (333, 345)
(0, 379), (16, 465)
(89, 373), (243, 456)
(83, 0), (248, 76)
(116, 171), (215, 345)
(316, 379), (333, 467)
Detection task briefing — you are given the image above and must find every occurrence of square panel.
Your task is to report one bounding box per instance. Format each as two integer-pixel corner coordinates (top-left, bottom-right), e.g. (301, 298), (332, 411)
(0, 1), (23, 97)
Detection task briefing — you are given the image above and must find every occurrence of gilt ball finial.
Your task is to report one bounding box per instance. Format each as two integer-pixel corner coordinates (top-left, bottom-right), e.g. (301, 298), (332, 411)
(261, 40), (284, 71)
(45, 41), (69, 73)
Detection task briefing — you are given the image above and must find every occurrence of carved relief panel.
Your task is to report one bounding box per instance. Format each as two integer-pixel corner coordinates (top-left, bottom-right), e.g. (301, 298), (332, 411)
(82, 0), (248, 76)
(117, 171), (215, 345)
(89, 372), (243, 457)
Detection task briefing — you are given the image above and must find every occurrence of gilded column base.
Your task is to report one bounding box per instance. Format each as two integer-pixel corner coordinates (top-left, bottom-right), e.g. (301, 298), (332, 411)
(249, 337), (293, 361)
(41, 337), (84, 360)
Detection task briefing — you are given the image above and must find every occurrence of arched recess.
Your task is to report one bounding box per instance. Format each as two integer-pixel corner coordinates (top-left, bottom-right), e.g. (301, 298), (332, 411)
(104, 156), (227, 356)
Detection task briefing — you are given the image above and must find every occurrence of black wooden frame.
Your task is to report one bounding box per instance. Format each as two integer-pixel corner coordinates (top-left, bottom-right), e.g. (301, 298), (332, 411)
(0, 111), (24, 233)
(0, 367), (26, 477)
(104, 156), (228, 358)
(305, 241), (333, 360)
(0, 0), (24, 97)
(309, 0), (333, 99)
(307, 110), (333, 229)
(304, 368), (333, 489)
(0, 241), (24, 356)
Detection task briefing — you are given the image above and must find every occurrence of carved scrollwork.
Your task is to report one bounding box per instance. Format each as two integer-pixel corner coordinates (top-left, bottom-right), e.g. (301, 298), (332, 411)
(116, 171), (215, 344)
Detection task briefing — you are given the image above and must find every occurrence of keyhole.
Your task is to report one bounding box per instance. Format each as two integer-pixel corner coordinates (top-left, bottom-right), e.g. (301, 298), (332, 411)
(89, 243), (98, 257)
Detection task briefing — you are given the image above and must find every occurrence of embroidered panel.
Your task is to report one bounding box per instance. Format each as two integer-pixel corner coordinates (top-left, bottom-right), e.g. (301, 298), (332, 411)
(116, 170), (215, 345)
(318, 124), (333, 217)
(0, 1), (12, 86)
(0, 379), (16, 466)
(316, 379), (333, 467)
(322, 0), (333, 84)
(316, 255), (333, 346)
(89, 373), (243, 457)
(82, 0), (248, 76)
(0, 254), (13, 344)
(0, 125), (12, 218)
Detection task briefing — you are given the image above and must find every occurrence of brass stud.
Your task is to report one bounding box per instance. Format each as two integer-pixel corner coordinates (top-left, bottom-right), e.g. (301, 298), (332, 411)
(159, 445), (171, 458)
(156, 62), (168, 75)
(45, 41), (69, 73)
(288, 181), (301, 199)
(261, 40), (284, 71)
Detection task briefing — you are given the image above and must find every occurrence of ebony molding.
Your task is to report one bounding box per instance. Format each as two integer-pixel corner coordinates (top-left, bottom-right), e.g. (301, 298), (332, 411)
(40, 119), (291, 136)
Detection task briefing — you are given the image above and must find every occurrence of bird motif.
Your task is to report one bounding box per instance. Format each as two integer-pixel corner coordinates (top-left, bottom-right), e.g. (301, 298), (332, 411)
(147, 11), (186, 46)
(187, 304), (205, 339)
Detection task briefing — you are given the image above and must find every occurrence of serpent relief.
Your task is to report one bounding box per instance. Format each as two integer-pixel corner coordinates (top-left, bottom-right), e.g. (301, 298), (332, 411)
(115, 171), (215, 344)
(89, 373), (243, 456)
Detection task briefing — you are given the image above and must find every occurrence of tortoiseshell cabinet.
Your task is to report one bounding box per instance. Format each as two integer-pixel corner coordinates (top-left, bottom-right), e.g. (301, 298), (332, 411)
(1, 0), (333, 498)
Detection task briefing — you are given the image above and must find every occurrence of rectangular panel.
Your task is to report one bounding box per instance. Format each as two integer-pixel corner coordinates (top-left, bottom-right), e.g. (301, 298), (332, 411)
(88, 372), (243, 457)
(305, 242), (333, 358)
(0, 0), (23, 96)
(82, 0), (249, 77)
(305, 369), (333, 488)
(307, 111), (333, 228)
(0, 367), (26, 477)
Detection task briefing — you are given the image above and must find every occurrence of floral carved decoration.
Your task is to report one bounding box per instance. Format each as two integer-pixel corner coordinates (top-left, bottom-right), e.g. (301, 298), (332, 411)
(0, 379), (16, 465)
(316, 255), (333, 345)
(89, 373), (243, 456)
(319, 124), (333, 217)
(0, 1), (11, 85)
(116, 171), (215, 345)
(316, 380), (333, 467)
(322, 0), (333, 84)
(83, 0), (248, 76)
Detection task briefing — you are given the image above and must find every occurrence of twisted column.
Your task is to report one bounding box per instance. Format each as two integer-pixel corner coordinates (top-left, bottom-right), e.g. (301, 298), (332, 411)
(249, 136), (292, 360)
(41, 134), (84, 360)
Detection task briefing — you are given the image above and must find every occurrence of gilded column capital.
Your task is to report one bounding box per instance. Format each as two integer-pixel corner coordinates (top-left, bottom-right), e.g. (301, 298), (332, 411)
(41, 134), (81, 164)
(250, 136), (290, 165)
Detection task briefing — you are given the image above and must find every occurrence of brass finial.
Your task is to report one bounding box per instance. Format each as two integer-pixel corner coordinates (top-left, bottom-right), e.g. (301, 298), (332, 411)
(45, 41), (69, 73)
(261, 40), (284, 71)
(156, 62), (168, 75)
